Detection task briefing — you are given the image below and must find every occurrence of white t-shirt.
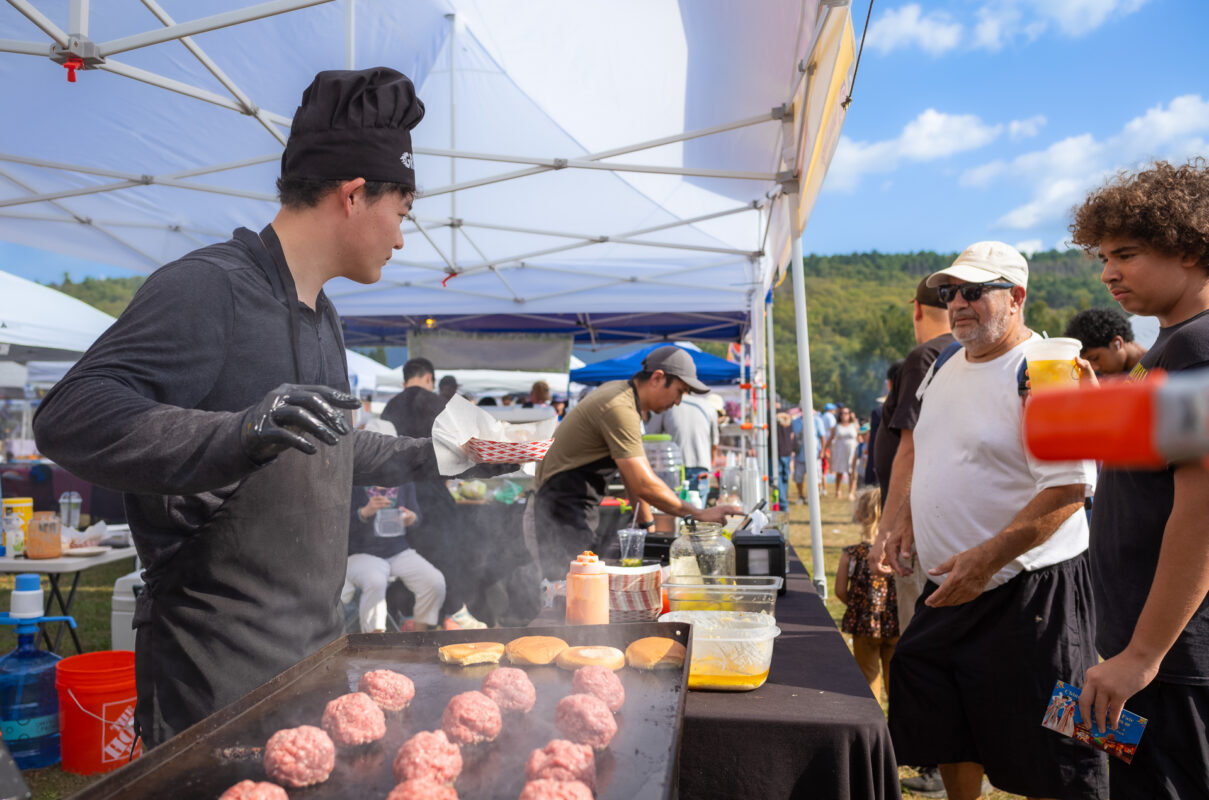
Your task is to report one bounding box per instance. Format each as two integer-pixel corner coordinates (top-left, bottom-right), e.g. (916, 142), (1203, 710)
(911, 334), (1094, 590)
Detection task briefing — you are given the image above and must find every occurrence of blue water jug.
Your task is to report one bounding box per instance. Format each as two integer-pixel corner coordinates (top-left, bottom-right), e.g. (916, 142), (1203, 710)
(0, 574), (75, 769)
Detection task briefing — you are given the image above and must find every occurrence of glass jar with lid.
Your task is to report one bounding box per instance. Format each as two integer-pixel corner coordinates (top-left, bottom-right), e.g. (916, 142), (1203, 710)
(669, 519), (735, 579)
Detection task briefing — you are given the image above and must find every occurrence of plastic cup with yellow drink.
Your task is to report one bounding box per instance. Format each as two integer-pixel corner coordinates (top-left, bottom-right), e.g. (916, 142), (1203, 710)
(1025, 337), (1083, 393)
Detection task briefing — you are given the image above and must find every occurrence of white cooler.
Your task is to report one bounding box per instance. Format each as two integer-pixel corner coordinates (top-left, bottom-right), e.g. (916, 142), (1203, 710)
(111, 569), (142, 651)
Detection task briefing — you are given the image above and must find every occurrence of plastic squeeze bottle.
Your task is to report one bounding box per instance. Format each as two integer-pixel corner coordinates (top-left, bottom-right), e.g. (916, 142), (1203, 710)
(565, 552), (610, 625)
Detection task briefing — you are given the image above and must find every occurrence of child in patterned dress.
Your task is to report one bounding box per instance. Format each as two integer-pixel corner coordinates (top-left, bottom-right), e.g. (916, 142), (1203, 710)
(835, 487), (899, 701)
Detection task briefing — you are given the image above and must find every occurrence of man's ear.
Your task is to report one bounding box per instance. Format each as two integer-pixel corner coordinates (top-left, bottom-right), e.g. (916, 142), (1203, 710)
(1112, 336), (1124, 350)
(912, 299), (923, 322)
(338, 178), (367, 216)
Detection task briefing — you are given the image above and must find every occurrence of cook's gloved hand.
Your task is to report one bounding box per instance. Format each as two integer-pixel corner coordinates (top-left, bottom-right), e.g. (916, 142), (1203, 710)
(240, 384), (361, 464)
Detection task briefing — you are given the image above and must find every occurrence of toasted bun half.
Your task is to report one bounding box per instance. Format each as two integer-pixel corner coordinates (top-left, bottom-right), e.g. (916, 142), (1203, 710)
(506, 636), (569, 665)
(625, 637), (686, 670)
(555, 645), (625, 672)
(438, 641), (505, 665)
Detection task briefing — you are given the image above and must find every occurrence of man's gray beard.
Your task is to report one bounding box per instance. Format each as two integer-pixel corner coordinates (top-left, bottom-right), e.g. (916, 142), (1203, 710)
(952, 303), (1011, 352)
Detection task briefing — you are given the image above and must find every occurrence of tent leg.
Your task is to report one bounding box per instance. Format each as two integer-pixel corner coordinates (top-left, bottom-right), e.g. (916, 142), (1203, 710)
(751, 286), (769, 506)
(765, 290), (779, 507)
(789, 198), (826, 598)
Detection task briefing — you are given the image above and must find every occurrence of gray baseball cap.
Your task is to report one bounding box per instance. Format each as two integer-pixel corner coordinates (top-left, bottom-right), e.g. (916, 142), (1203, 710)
(642, 346), (709, 393)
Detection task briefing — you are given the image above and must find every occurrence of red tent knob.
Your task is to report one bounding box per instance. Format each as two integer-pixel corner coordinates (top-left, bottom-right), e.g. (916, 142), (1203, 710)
(64, 57), (84, 83)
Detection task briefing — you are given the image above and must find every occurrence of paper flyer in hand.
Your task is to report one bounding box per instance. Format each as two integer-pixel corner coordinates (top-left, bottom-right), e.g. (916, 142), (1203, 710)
(1041, 680), (1147, 764)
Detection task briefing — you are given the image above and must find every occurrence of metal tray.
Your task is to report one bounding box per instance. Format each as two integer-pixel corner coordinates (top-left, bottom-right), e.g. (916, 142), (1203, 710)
(71, 622), (691, 800)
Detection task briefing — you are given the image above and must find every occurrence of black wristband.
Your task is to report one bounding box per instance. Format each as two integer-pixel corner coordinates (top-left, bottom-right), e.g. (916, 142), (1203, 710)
(639, 519), (656, 530)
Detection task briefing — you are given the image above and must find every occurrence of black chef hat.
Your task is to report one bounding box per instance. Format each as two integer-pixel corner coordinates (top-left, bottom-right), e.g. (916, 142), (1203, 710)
(281, 67), (425, 187)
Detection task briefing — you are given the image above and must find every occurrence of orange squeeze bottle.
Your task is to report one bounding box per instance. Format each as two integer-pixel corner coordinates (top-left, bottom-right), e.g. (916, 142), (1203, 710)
(566, 552), (610, 626)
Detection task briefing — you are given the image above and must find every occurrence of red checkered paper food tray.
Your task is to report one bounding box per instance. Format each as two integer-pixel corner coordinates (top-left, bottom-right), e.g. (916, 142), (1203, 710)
(465, 437), (554, 463)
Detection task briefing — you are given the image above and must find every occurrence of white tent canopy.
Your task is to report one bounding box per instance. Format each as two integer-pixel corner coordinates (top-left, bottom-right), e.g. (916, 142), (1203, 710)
(0, 269), (116, 361)
(0, 0), (856, 594)
(0, 0), (849, 319)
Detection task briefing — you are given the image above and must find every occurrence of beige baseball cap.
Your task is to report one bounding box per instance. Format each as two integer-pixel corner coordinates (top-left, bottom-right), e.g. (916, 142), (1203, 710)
(925, 241), (1029, 289)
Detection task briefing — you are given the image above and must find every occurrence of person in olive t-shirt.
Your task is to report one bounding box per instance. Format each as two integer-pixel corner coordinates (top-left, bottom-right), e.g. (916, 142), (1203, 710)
(1070, 159), (1209, 800)
(533, 346), (740, 580)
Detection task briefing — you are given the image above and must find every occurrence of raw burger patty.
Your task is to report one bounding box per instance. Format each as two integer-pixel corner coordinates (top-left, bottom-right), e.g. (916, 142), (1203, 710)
(322, 691), (387, 746)
(555, 694), (618, 749)
(262, 725), (335, 787)
(571, 665), (625, 712)
(481, 667), (536, 713)
(360, 669), (416, 711)
(442, 690), (502, 744)
(218, 780), (288, 800)
(525, 739), (595, 790)
(393, 729), (463, 785)
(518, 778), (594, 800)
(387, 778), (460, 800)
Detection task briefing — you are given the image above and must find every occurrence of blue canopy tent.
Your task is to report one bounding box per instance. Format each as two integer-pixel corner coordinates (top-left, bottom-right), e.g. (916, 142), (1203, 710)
(570, 344), (738, 386)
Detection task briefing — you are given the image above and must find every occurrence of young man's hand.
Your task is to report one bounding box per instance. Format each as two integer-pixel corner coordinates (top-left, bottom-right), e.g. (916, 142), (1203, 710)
(1078, 649), (1160, 734)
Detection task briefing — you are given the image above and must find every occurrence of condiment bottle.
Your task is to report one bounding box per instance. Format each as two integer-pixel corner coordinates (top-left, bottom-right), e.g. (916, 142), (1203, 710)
(565, 552), (609, 626)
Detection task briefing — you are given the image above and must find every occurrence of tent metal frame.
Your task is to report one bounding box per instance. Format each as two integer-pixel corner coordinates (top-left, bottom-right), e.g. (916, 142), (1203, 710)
(2, 0), (852, 593)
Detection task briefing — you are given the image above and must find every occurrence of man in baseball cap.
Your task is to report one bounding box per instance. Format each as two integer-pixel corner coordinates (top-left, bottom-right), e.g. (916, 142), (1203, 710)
(532, 345), (738, 579)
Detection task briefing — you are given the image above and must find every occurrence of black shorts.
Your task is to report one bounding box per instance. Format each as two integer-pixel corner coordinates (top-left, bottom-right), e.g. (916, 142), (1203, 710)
(1108, 680), (1209, 799)
(888, 553), (1108, 800)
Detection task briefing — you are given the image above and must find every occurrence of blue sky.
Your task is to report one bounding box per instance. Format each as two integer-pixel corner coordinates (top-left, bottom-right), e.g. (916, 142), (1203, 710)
(3, 0), (1206, 282)
(806, 0), (1209, 257)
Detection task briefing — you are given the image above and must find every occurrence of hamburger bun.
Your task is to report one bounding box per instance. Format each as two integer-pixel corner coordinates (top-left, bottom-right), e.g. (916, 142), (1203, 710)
(506, 636), (569, 665)
(625, 637), (686, 670)
(555, 646), (625, 672)
(438, 642), (505, 666)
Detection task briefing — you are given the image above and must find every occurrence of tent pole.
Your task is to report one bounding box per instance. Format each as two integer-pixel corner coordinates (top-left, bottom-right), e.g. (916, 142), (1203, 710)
(69, 0), (88, 36)
(97, 0), (333, 57)
(789, 195), (826, 597)
(447, 13), (458, 270)
(765, 288), (780, 509)
(344, 0), (354, 69)
(751, 281), (769, 506)
(8, 0), (69, 48)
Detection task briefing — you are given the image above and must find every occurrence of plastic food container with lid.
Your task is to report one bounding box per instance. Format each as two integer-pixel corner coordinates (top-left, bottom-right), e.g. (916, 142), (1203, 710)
(659, 610), (780, 691)
(664, 575), (783, 616)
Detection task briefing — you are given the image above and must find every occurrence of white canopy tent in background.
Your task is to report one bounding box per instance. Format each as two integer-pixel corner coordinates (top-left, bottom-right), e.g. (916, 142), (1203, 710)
(0, 0), (856, 593)
(0, 269), (115, 361)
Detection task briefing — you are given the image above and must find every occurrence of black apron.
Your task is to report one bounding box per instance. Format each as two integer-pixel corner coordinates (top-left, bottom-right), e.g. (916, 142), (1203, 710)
(133, 225), (353, 746)
(532, 381), (641, 581)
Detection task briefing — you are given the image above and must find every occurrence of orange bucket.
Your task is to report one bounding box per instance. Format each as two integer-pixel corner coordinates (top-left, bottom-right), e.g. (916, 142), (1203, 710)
(55, 651), (141, 774)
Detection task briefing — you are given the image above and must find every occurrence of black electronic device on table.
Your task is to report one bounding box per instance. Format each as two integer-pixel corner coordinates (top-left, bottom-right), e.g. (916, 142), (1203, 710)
(732, 530), (789, 595)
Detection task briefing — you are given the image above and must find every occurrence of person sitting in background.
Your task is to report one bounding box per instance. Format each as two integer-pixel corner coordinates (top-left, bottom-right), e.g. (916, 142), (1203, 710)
(1063, 306), (1147, 376)
(345, 482), (445, 632)
(438, 374), (459, 401)
(835, 487), (898, 702)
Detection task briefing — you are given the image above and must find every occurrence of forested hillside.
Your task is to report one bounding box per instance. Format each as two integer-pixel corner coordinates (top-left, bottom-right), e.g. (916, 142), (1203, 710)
(44, 247), (1115, 415)
(772, 248), (1114, 414)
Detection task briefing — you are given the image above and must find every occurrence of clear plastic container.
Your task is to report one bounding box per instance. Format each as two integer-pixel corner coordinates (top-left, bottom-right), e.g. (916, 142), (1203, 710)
(643, 434), (684, 491)
(664, 575), (784, 616)
(669, 522), (735, 580)
(660, 610), (781, 691)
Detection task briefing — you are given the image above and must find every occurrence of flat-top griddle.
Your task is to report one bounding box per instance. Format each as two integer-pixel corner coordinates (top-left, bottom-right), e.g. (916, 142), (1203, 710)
(70, 622), (691, 800)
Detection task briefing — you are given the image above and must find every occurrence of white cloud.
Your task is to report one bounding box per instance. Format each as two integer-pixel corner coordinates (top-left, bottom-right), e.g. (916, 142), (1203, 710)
(827, 109), (1002, 192)
(958, 95), (1209, 232)
(870, 0), (1151, 55)
(866, 4), (962, 56)
(1009, 115), (1047, 139)
(1014, 239), (1043, 256)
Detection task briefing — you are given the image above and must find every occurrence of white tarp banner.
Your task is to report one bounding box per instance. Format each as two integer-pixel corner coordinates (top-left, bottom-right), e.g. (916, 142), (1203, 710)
(408, 330), (572, 372)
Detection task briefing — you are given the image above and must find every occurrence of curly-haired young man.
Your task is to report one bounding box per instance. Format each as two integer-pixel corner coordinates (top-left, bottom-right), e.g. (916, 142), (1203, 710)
(1063, 306), (1147, 375)
(1070, 158), (1209, 799)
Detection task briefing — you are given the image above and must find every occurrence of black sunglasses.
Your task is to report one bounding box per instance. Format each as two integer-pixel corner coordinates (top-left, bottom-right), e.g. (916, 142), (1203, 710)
(936, 282), (1016, 304)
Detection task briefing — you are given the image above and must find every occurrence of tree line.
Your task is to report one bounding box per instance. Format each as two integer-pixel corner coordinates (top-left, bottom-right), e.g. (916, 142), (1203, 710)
(46, 248), (1114, 416)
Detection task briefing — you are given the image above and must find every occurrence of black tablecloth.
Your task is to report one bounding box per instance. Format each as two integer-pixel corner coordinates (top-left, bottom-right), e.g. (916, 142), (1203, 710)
(677, 553), (901, 800)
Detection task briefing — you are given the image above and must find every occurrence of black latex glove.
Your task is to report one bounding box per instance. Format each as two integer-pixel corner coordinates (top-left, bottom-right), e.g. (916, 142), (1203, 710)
(240, 384), (361, 464)
(458, 462), (522, 479)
